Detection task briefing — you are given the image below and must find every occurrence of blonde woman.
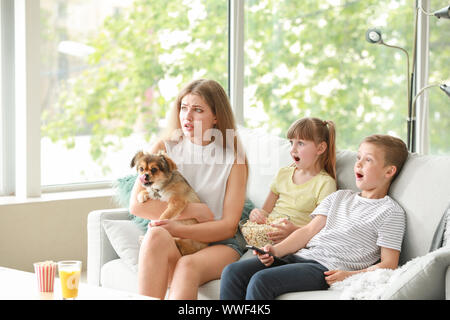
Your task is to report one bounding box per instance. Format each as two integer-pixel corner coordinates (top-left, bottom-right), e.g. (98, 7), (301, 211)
(129, 79), (248, 299)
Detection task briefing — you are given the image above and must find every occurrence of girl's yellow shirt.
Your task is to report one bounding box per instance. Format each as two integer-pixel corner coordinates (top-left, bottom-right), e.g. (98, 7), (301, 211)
(270, 167), (336, 226)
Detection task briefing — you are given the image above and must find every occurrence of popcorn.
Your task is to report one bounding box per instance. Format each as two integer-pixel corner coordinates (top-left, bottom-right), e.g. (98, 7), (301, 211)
(240, 215), (288, 248)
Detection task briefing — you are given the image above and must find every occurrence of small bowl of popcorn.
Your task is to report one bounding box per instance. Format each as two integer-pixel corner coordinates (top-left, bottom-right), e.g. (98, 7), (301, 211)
(239, 213), (290, 248)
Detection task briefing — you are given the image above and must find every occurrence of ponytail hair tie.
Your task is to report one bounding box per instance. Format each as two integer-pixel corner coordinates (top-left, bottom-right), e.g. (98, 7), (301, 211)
(323, 120), (328, 126)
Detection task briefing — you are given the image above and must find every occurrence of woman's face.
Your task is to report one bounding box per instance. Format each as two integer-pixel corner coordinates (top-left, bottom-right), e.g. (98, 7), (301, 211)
(179, 93), (217, 145)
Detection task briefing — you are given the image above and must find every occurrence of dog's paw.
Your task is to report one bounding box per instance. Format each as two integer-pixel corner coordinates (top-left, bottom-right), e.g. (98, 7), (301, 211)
(148, 189), (161, 200)
(137, 191), (149, 203)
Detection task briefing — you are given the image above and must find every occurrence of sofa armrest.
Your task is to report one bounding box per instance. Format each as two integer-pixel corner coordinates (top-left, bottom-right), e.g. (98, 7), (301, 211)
(87, 208), (131, 286)
(446, 266), (450, 300)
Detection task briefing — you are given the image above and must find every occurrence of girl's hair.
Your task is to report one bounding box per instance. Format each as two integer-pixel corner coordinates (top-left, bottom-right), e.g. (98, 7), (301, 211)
(286, 117), (336, 179)
(162, 79), (247, 165)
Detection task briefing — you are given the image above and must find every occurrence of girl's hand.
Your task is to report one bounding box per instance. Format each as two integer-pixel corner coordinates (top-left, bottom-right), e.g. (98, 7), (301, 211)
(268, 219), (298, 244)
(249, 208), (268, 224)
(253, 244), (276, 267)
(324, 270), (355, 286)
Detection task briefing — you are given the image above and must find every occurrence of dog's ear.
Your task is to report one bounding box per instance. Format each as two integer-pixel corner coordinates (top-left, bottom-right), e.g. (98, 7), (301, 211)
(159, 152), (177, 172)
(131, 151), (145, 168)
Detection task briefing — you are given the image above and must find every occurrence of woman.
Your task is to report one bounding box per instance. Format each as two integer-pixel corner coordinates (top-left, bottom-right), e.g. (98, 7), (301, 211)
(129, 79), (248, 299)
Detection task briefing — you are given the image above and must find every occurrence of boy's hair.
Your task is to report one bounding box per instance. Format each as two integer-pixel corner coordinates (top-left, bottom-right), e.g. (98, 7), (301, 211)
(361, 134), (408, 179)
(287, 117), (336, 179)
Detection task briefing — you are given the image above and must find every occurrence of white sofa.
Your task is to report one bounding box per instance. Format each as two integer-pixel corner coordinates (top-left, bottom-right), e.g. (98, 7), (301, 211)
(87, 128), (450, 299)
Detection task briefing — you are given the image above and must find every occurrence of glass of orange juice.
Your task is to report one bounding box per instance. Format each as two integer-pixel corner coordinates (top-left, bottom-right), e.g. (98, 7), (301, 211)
(58, 261), (82, 300)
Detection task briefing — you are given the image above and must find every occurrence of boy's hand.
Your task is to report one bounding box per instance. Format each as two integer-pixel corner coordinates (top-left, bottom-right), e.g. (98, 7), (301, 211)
(253, 244), (275, 267)
(249, 208), (268, 224)
(324, 270), (355, 285)
(268, 219), (298, 244)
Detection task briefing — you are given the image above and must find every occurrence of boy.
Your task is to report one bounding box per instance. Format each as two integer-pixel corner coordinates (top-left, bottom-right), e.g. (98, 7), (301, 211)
(220, 134), (409, 300)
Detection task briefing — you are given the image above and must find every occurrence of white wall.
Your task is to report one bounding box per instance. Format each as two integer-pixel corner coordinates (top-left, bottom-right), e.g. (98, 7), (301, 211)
(0, 192), (119, 272)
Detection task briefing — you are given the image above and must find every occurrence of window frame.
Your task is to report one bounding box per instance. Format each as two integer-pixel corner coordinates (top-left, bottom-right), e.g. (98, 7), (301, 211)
(1, 0), (16, 197)
(0, 0), (436, 197)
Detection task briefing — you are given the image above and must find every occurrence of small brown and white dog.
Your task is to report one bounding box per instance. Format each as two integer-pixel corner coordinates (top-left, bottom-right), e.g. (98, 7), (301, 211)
(131, 150), (208, 255)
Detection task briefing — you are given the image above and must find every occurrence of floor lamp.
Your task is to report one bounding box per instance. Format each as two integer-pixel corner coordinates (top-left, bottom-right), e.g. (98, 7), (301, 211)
(365, 28), (412, 149)
(366, 3), (449, 152)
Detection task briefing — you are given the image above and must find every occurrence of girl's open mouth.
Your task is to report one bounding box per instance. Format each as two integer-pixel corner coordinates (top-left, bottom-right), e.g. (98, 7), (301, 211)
(356, 173), (364, 179)
(293, 156), (300, 162)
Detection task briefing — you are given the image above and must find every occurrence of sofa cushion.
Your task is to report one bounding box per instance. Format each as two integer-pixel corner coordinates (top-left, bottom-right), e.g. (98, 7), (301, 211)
(335, 150), (358, 191)
(102, 220), (144, 273)
(238, 127), (292, 208)
(381, 246), (450, 300)
(100, 259), (229, 300)
(101, 259), (139, 293)
(239, 127), (359, 208)
(276, 289), (341, 300)
(389, 154), (450, 264)
(101, 255), (342, 300)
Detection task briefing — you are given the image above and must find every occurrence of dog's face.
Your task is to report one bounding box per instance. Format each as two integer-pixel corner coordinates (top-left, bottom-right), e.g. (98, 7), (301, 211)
(130, 151), (177, 189)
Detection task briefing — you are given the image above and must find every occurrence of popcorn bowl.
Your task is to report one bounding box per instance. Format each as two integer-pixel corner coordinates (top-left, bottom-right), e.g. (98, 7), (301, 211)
(239, 214), (290, 248)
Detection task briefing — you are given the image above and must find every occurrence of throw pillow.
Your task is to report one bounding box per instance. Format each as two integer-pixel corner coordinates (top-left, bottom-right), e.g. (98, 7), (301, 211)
(444, 207), (450, 247)
(332, 246), (450, 299)
(113, 174), (137, 208)
(113, 174), (152, 231)
(102, 220), (145, 273)
(429, 203), (450, 251)
(381, 246), (450, 300)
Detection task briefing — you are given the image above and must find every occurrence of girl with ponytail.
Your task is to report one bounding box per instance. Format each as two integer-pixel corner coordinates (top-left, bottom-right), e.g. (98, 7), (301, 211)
(248, 117), (337, 242)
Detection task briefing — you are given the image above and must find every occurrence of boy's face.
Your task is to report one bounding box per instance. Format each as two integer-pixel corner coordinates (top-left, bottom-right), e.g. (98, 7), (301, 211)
(354, 142), (396, 197)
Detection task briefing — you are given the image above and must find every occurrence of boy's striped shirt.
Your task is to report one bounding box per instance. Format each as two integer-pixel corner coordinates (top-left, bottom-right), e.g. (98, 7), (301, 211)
(296, 190), (406, 271)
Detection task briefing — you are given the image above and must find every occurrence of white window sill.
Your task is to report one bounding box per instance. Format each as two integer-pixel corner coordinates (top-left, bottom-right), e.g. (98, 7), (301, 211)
(0, 188), (115, 206)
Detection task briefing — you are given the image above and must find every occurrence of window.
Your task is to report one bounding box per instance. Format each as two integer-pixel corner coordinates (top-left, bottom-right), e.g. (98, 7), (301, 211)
(243, 0), (414, 151)
(40, 0), (228, 187)
(427, 0), (450, 155)
(0, 0), (445, 197)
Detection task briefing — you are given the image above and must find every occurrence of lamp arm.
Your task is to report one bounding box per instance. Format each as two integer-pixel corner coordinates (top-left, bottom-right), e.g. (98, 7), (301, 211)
(380, 42), (411, 117)
(418, 4), (435, 16)
(412, 82), (449, 155)
(412, 82), (450, 114)
(412, 83), (444, 114)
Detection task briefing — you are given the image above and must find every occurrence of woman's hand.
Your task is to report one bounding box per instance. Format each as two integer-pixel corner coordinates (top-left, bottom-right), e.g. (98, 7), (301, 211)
(149, 219), (180, 236)
(323, 270), (355, 286)
(249, 208), (268, 224)
(267, 219), (298, 244)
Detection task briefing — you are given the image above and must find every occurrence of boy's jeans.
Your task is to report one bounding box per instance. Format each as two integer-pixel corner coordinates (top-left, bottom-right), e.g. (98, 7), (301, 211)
(220, 255), (329, 300)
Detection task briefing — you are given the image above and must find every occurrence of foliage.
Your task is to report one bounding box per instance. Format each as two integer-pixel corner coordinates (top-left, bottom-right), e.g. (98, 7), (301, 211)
(244, 0), (414, 149)
(42, 0), (228, 163)
(42, 0), (448, 165)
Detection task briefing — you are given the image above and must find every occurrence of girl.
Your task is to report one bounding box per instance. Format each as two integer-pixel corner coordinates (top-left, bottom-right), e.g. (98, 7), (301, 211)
(249, 117), (337, 243)
(129, 79), (248, 299)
